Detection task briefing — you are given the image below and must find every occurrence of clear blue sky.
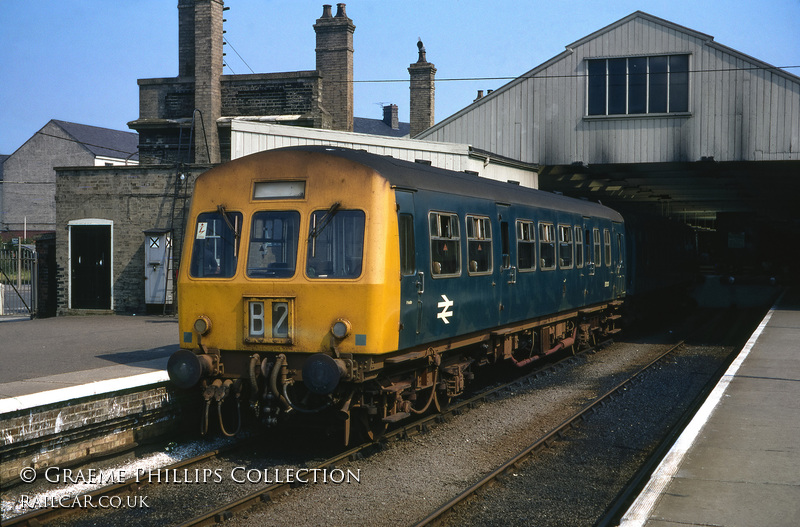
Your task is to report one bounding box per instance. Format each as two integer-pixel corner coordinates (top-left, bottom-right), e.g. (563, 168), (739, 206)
(2, 0), (798, 154)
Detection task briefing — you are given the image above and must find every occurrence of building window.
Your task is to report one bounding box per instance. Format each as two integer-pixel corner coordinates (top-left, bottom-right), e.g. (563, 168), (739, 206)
(429, 212), (461, 277)
(587, 54), (689, 116)
(466, 215), (492, 275)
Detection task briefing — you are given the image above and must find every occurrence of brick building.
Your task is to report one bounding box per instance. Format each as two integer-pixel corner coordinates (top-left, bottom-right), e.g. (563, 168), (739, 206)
(128, 1), (361, 165)
(0, 120), (138, 239)
(54, 3), (435, 315)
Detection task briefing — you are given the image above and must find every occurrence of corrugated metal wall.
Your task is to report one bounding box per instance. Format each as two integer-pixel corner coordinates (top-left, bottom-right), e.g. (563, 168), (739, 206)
(421, 14), (800, 166)
(230, 121), (538, 188)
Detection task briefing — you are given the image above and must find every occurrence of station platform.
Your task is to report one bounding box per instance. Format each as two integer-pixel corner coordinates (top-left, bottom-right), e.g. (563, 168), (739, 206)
(0, 315), (177, 413)
(620, 287), (800, 527)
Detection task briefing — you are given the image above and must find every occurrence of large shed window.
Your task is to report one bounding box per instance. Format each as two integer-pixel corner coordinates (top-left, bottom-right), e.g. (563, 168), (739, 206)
(466, 215), (492, 275)
(307, 209), (365, 279)
(247, 211), (300, 278)
(558, 225), (573, 269)
(539, 223), (556, 270)
(517, 220), (536, 271)
(190, 211), (242, 278)
(588, 54), (690, 116)
(430, 212), (461, 277)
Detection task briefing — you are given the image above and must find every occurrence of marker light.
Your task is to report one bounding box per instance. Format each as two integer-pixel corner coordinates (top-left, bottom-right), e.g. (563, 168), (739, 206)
(194, 315), (212, 336)
(331, 318), (352, 339)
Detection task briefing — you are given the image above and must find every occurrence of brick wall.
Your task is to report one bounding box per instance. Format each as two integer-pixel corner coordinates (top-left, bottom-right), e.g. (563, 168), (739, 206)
(55, 166), (205, 314)
(0, 384), (196, 484)
(221, 72), (323, 118)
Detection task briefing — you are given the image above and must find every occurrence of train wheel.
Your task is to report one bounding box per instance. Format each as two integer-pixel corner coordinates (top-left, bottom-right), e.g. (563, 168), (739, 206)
(357, 412), (387, 442)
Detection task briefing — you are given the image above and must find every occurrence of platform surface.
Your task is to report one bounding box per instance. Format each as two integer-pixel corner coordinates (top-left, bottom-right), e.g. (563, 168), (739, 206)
(0, 315), (177, 410)
(621, 288), (800, 527)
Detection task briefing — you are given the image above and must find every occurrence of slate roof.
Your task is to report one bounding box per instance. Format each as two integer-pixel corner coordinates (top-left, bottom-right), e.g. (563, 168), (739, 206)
(0, 154), (9, 181)
(353, 117), (410, 138)
(52, 120), (139, 162)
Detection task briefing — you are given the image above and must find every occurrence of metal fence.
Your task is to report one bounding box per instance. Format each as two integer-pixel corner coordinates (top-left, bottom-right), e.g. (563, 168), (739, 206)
(0, 246), (37, 317)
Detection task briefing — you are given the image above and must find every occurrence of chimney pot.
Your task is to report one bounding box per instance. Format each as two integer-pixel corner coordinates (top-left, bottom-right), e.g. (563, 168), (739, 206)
(383, 104), (399, 130)
(335, 3), (347, 17)
(321, 4), (333, 18)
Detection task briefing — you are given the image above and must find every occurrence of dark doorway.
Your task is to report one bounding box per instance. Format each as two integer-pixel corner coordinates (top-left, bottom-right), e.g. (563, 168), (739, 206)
(71, 224), (111, 309)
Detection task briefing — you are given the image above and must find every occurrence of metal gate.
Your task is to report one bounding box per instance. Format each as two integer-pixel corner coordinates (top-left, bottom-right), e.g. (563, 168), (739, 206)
(0, 245), (37, 317)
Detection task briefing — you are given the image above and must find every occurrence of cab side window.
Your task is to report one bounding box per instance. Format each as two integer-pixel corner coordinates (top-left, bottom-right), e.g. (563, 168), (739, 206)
(399, 214), (416, 276)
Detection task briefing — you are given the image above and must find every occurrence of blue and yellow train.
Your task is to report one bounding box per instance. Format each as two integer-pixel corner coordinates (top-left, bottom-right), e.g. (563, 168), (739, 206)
(167, 146), (693, 441)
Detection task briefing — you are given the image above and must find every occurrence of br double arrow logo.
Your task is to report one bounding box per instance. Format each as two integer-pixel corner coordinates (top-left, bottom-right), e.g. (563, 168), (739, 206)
(437, 295), (454, 324)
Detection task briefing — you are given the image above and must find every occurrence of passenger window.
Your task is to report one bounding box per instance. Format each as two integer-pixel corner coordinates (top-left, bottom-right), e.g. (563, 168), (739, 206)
(190, 211), (242, 278)
(247, 211), (300, 278)
(558, 225), (573, 269)
(539, 223), (556, 270)
(399, 214), (416, 276)
(307, 209), (365, 279)
(429, 212), (461, 277)
(604, 229), (612, 267)
(466, 215), (492, 275)
(593, 228), (602, 267)
(517, 220), (536, 271)
(617, 232), (624, 263)
(574, 226), (584, 268)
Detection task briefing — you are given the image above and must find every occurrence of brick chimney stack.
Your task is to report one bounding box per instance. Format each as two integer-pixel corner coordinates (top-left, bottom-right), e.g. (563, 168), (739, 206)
(314, 4), (355, 132)
(192, 0), (224, 163)
(383, 104), (399, 130)
(409, 39), (436, 137)
(178, 0), (195, 77)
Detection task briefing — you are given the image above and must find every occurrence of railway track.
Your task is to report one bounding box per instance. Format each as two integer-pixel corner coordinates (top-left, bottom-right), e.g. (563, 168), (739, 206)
(412, 339), (687, 526)
(4, 339), (609, 527)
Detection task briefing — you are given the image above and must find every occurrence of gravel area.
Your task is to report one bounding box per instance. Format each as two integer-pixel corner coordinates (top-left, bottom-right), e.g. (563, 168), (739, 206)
(222, 339), (680, 527)
(437, 343), (735, 527)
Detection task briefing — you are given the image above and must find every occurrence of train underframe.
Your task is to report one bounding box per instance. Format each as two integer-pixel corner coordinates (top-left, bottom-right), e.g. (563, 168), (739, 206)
(187, 301), (623, 444)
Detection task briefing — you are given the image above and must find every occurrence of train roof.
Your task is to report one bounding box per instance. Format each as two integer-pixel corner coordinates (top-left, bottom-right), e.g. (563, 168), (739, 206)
(275, 146), (623, 221)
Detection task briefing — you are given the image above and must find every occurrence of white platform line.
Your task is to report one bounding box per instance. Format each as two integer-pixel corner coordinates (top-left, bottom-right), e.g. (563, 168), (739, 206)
(618, 298), (780, 527)
(0, 370), (171, 414)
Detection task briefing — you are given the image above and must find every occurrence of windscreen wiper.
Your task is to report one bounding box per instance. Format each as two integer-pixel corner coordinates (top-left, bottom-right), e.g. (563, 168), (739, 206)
(308, 202), (341, 257)
(217, 204), (240, 256)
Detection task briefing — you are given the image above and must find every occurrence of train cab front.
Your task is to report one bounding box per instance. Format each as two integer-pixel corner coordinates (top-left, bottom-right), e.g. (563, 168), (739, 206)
(166, 150), (401, 440)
